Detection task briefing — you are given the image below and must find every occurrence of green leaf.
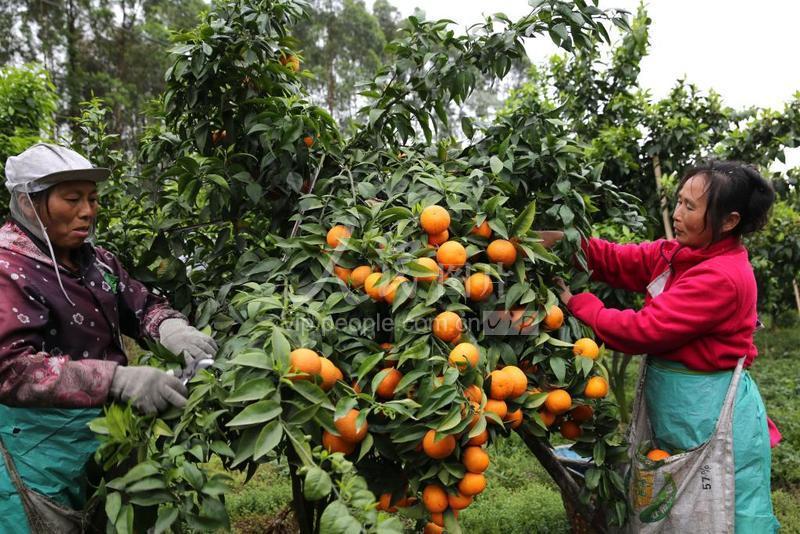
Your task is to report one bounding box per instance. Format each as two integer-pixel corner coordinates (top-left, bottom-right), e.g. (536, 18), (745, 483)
(226, 400), (282, 427)
(489, 156), (504, 175)
(226, 378), (275, 403)
(254, 420), (283, 460)
(304, 466), (333, 501)
(272, 329), (291, 369)
(511, 200), (536, 237)
(229, 349), (271, 370)
(290, 380), (334, 410)
(105, 491), (122, 524)
(154, 506), (179, 534)
(319, 501), (361, 533)
(550, 357), (566, 383)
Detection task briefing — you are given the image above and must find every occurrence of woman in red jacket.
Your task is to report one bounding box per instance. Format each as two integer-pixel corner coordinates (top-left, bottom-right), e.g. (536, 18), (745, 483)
(544, 160), (779, 532)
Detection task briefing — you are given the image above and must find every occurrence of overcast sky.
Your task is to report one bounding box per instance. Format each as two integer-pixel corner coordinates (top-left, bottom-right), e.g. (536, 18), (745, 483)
(374, 0), (800, 166)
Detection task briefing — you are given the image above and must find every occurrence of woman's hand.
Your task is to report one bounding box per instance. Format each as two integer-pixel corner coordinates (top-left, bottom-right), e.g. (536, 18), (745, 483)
(553, 277), (573, 306)
(537, 230), (564, 249)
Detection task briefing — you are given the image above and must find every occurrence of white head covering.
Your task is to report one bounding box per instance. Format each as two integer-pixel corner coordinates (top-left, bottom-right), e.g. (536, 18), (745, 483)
(4, 143), (110, 306)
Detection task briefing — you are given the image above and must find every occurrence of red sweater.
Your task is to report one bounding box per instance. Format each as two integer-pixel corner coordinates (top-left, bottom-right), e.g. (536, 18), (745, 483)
(567, 236), (759, 371)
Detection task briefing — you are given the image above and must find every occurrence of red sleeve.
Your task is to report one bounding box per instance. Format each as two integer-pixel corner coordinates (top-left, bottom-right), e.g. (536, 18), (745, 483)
(582, 238), (663, 293)
(97, 249), (186, 340)
(0, 271), (117, 407)
(567, 264), (737, 355)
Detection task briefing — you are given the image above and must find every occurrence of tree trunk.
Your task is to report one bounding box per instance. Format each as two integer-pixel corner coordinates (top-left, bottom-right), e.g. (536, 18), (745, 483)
(517, 431), (608, 533)
(287, 449), (315, 534)
(610, 351), (634, 424)
(793, 278), (800, 314)
(653, 155), (674, 240)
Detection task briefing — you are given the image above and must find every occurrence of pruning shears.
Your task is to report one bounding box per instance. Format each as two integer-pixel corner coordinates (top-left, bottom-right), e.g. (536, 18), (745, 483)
(167, 358), (215, 385)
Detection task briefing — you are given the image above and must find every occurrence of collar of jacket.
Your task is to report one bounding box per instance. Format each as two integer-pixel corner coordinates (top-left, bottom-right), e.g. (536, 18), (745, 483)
(0, 219), (95, 274)
(661, 235), (744, 273)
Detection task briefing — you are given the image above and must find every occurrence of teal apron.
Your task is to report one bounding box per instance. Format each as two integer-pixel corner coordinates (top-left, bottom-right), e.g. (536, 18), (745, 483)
(0, 405), (100, 533)
(644, 358), (779, 533)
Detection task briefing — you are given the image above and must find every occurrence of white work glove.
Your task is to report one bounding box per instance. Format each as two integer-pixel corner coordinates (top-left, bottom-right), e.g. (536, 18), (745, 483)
(158, 318), (218, 368)
(109, 366), (188, 415)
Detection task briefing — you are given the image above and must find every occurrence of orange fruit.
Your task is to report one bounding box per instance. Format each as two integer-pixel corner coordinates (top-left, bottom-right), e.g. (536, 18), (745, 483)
(465, 273), (493, 302)
(383, 276), (409, 304)
(379, 342), (393, 351)
(333, 265), (352, 283)
(334, 409), (368, 443)
(280, 54), (300, 71)
(349, 265), (372, 288)
(462, 446), (490, 473)
(303, 135), (314, 148)
(647, 449), (671, 462)
(488, 370), (514, 400)
(584, 376), (608, 398)
(509, 307), (535, 332)
(376, 492), (398, 512)
(484, 399), (508, 421)
(539, 410), (556, 427)
(502, 366), (528, 398)
(570, 405), (594, 423)
(466, 429), (489, 446)
(432, 311), (462, 342)
(560, 420), (582, 440)
(322, 430), (355, 454)
(505, 409), (523, 429)
(470, 220), (492, 238)
(289, 348), (322, 380)
(428, 229), (449, 246)
(448, 491), (473, 510)
(486, 239), (517, 267)
(414, 257), (442, 283)
(422, 484), (448, 513)
(326, 225), (351, 248)
(458, 472), (487, 496)
(364, 272), (385, 300)
(449, 343), (480, 372)
(436, 241), (467, 270)
(544, 389), (572, 414)
(420, 205), (451, 235)
(543, 305), (564, 330)
(422, 429), (456, 459)
(573, 338), (600, 359)
(463, 384), (483, 403)
(319, 358), (342, 391)
(424, 523), (444, 534)
(430, 511), (458, 527)
(376, 368), (403, 399)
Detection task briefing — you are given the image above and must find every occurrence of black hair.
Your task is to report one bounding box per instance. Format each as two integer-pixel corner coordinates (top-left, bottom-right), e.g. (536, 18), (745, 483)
(26, 189), (53, 219)
(678, 160), (775, 243)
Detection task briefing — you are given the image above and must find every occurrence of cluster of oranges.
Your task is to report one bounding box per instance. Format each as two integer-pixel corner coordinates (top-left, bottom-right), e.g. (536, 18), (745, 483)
(308, 204), (612, 530)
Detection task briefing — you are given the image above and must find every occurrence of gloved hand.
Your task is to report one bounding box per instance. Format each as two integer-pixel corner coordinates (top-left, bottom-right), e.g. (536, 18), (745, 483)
(158, 318), (218, 368)
(109, 366), (188, 415)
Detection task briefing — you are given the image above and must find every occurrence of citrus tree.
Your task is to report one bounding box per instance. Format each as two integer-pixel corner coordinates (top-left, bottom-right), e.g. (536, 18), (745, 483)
(87, 1), (646, 532)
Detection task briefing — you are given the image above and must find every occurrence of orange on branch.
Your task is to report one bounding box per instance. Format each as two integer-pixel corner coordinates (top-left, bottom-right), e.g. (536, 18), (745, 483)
(539, 410), (556, 427)
(376, 368), (403, 399)
(560, 420), (582, 440)
(465, 272), (493, 302)
(470, 220), (492, 238)
(322, 431), (355, 454)
(458, 473), (487, 496)
(319, 358), (342, 391)
(334, 409), (368, 443)
(420, 205), (451, 235)
(423, 523), (444, 534)
(467, 429), (489, 446)
(326, 225), (351, 248)
(544, 389), (572, 414)
(573, 338), (600, 359)
(488, 370), (514, 400)
(502, 365), (528, 398)
(464, 384), (483, 403)
(570, 404), (594, 423)
(303, 135), (314, 148)
(422, 484), (448, 513)
(349, 265), (372, 288)
(584, 376), (609, 398)
(505, 409), (524, 429)
(364, 272), (385, 301)
(543, 305), (564, 330)
(448, 491), (473, 510)
(333, 265), (352, 283)
(449, 342), (480, 372)
(486, 239), (517, 267)
(484, 399), (508, 421)
(428, 229), (449, 246)
(462, 446), (490, 473)
(414, 257), (442, 283)
(289, 348), (322, 380)
(436, 241), (467, 270)
(432, 311), (463, 342)
(382, 276), (409, 304)
(422, 430), (456, 459)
